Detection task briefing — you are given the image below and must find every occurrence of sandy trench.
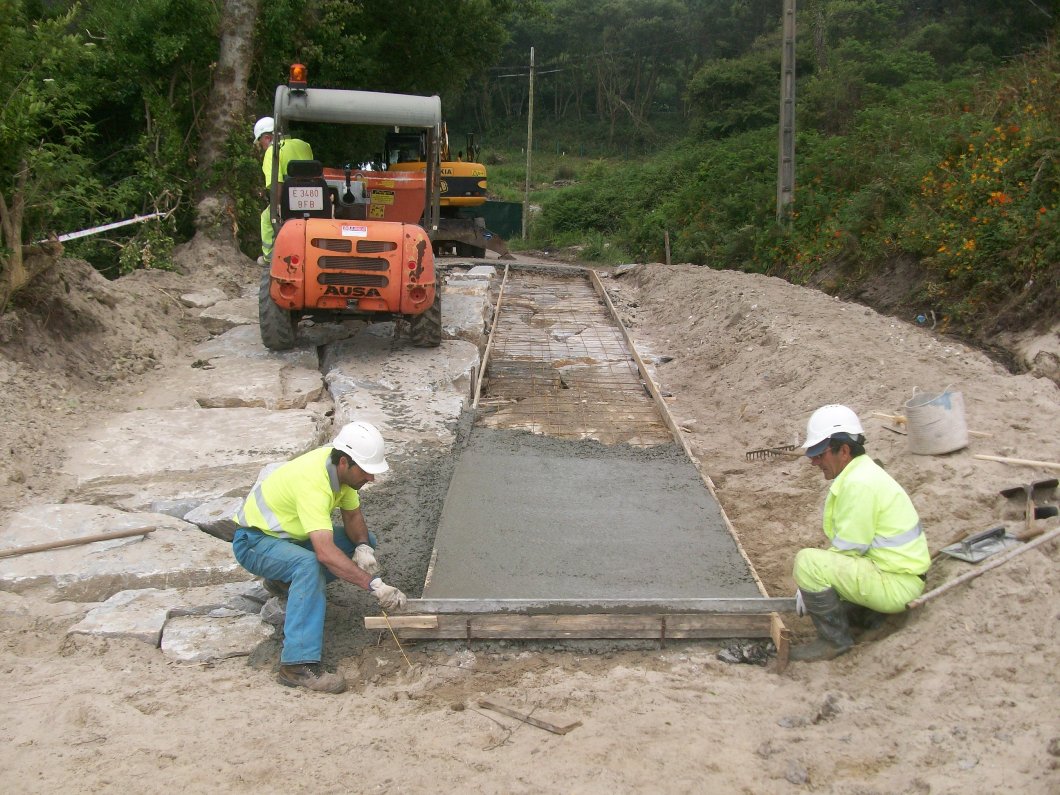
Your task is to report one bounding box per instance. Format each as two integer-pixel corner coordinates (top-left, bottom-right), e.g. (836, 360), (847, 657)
(0, 242), (1057, 794)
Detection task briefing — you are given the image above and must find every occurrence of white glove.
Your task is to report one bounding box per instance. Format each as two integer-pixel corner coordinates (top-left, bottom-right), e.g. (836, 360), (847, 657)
(369, 577), (407, 611)
(795, 589), (807, 617)
(353, 543), (380, 575)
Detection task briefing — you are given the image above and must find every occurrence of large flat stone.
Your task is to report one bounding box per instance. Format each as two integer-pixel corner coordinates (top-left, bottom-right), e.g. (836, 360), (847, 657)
(193, 325), (319, 369)
(130, 357), (325, 410)
(447, 265), (497, 282)
(67, 581), (267, 646)
(322, 328), (479, 455)
(160, 613), (274, 662)
(63, 407), (325, 509)
(443, 292), (492, 347)
(198, 295), (257, 333)
(0, 504), (252, 602)
(180, 287), (228, 309)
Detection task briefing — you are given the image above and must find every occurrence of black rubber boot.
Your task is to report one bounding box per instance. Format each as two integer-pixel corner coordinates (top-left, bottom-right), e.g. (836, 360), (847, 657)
(790, 588), (855, 662)
(844, 602), (887, 631)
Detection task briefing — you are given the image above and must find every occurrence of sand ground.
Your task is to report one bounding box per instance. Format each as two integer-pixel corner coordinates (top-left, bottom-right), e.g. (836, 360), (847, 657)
(0, 242), (1057, 793)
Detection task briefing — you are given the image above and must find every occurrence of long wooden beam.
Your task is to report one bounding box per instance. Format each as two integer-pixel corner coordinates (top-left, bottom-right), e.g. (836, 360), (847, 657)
(365, 612), (778, 640)
(397, 597), (796, 614)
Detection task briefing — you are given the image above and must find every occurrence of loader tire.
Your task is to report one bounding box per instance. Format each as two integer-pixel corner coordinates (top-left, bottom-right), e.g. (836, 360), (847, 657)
(258, 267), (298, 351)
(408, 291), (441, 348)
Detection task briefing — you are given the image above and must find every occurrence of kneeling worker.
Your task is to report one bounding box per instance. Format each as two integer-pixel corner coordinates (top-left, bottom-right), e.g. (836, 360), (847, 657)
(791, 405), (930, 662)
(232, 421), (407, 692)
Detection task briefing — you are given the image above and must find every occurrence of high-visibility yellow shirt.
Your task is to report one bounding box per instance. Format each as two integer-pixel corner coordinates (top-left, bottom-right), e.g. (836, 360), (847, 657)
(262, 137), (314, 188)
(233, 446), (359, 541)
(822, 454), (929, 576)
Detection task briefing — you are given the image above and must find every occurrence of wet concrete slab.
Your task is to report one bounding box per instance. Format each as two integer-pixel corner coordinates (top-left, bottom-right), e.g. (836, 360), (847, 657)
(422, 429), (761, 601)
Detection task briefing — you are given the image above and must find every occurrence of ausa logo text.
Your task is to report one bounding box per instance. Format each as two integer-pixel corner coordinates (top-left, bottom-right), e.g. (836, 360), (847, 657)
(324, 286), (382, 298)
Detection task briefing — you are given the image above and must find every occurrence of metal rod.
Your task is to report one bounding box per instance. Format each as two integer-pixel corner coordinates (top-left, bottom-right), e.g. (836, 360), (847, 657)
(0, 526), (156, 559)
(38, 212), (168, 244)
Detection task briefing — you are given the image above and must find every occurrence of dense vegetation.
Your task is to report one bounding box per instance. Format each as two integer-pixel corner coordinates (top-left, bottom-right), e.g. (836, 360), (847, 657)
(0, 0), (521, 303)
(1, 0), (1056, 340)
(476, 1), (1058, 338)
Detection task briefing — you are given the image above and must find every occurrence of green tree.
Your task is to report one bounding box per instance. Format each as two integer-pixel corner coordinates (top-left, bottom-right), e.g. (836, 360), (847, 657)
(0, 1), (100, 308)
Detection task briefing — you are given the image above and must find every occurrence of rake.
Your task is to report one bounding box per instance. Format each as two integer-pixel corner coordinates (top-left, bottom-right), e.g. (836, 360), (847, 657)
(745, 444), (801, 461)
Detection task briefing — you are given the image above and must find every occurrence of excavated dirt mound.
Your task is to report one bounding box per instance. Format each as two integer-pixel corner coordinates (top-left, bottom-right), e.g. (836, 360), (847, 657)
(0, 254), (1057, 793)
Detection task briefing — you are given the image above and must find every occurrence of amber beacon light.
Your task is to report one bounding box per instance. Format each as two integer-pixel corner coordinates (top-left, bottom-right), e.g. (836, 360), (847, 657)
(288, 63), (308, 90)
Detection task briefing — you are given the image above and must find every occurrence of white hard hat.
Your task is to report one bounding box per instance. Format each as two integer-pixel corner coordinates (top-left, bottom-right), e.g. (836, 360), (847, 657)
(332, 421), (389, 474)
(253, 116), (274, 142)
(803, 404), (865, 457)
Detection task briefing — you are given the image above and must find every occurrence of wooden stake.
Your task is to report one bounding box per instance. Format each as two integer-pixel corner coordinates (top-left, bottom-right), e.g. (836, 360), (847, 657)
(0, 526), (156, 559)
(972, 454), (1060, 472)
(478, 700), (582, 735)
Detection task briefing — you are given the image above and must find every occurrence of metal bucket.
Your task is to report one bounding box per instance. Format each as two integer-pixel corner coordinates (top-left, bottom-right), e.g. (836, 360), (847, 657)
(904, 388), (969, 455)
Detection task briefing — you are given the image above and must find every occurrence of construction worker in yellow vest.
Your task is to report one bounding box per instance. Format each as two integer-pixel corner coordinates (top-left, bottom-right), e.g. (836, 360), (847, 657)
(791, 404), (930, 662)
(231, 421), (407, 693)
(254, 116), (314, 264)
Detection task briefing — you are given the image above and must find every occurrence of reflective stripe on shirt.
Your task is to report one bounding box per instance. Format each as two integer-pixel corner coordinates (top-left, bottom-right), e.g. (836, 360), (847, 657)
(832, 522), (923, 554)
(235, 483), (294, 539)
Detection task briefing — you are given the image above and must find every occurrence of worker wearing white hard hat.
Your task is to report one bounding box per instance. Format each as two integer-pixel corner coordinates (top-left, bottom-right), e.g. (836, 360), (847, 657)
(254, 116), (314, 264)
(231, 420), (406, 692)
(790, 404), (930, 662)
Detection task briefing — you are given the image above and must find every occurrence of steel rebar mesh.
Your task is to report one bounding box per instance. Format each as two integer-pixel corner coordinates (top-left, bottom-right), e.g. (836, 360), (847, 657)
(477, 272), (673, 446)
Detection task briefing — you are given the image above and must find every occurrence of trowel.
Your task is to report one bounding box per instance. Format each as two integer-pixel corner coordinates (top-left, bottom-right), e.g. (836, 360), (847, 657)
(939, 526), (1022, 563)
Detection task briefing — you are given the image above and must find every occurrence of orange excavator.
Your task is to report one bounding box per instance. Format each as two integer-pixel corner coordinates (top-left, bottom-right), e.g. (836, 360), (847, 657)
(385, 123), (512, 259)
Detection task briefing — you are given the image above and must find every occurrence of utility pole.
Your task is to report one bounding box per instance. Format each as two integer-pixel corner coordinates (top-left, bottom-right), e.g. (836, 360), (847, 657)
(523, 46), (535, 240)
(777, 0), (796, 223)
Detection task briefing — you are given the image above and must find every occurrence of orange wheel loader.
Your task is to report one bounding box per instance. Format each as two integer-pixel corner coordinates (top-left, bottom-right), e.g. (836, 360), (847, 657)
(259, 66), (444, 351)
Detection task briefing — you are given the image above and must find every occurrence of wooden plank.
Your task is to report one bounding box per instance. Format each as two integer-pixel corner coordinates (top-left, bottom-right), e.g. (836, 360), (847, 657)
(370, 612), (776, 640)
(771, 613), (791, 672)
(588, 268), (791, 663)
(471, 264), (511, 409)
(403, 597), (795, 614)
(364, 615), (439, 630)
(478, 700), (582, 735)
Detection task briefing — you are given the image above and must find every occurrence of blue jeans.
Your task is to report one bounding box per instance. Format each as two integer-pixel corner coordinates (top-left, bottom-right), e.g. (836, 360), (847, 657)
(232, 524), (376, 665)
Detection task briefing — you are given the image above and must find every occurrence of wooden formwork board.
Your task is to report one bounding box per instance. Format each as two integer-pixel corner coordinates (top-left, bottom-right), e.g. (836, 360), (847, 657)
(366, 612), (778, 641)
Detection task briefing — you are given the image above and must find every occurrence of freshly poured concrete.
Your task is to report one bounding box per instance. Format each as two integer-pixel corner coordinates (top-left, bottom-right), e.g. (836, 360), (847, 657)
(422, 428), (761, 601)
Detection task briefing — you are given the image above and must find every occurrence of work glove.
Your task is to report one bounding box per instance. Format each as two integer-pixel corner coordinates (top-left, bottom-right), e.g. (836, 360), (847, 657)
(353, 543), (380, 575)
(795, 589), (807, 617)
(369, 577), (407, 612)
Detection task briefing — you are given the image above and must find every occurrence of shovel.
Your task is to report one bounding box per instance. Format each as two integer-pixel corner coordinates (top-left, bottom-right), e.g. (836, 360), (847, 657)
(1000, 478), (1059, 535)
